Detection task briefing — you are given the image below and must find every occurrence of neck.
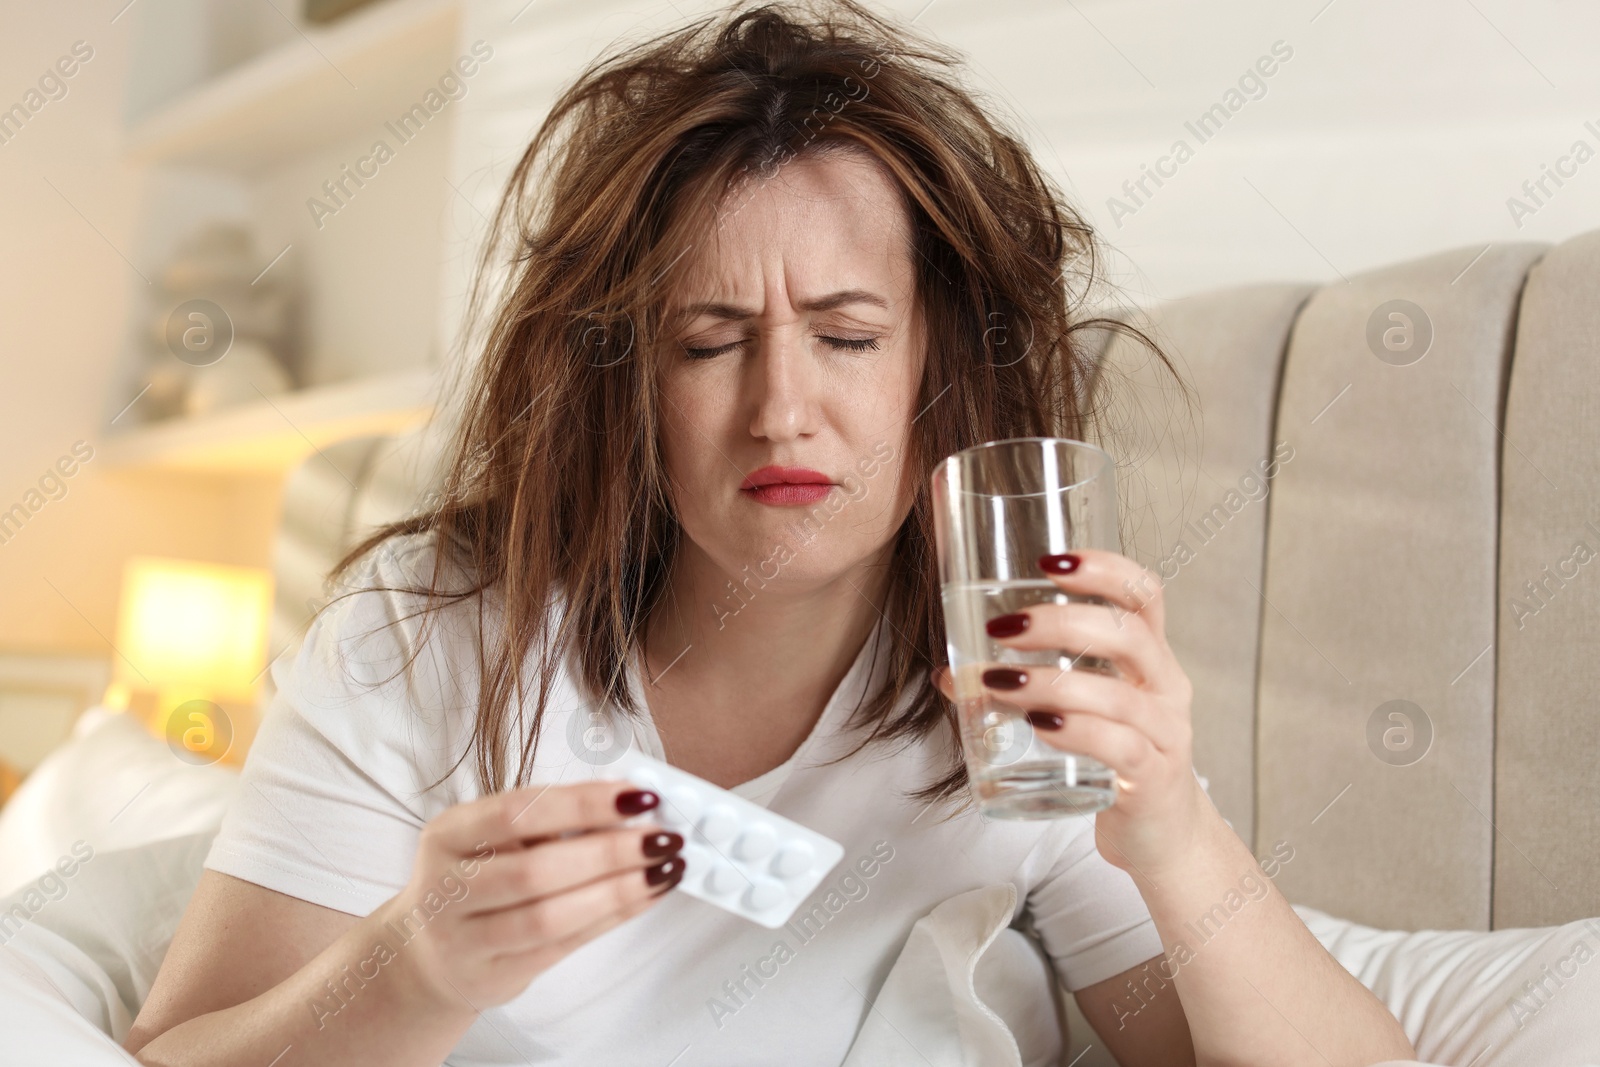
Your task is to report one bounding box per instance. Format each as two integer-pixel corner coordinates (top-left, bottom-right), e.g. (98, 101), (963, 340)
(642, 541), (893, 718)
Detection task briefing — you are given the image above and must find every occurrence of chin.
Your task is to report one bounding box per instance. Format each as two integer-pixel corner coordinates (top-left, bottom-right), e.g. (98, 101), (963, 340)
(711, 534), (884, 594)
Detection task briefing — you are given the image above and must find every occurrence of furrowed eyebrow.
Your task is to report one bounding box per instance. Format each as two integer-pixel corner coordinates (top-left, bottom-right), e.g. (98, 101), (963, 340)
(673, 288), (890, 320)
(799, 289), (889, 313)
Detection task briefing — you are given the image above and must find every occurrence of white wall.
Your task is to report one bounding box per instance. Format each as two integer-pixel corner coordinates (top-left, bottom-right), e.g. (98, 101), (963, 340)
(444, 0), (1600, 328)
(933, 0), (1600, 302)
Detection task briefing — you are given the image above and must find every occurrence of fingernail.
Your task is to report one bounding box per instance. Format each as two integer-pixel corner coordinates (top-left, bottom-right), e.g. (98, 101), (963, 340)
(986, 613), (1030, 638)
(647, 856), (686, 888)
(643, 831), (683, 858)
(616, 790), (659, 815)
(1039, 553), (1081, 574)
(1026, 710), (1065, 731)
(982, 668), (1028, 690)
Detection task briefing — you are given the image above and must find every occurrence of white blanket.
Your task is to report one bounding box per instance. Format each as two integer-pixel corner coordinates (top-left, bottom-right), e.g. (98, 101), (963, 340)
(1, 832), (212, 1065)
(3, 713), (1597, 1065)
(845, 886), (1600, 1067)
(5, 852), (1600, 1066)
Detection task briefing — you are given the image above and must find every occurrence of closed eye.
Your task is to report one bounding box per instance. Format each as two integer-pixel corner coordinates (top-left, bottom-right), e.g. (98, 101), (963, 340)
(821, 336), (880, 352)
(682, 341), (741, 360)
(680, 335), (882, 360)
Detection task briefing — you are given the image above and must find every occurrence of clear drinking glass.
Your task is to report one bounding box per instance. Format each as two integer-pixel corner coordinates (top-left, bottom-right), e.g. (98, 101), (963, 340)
(932, 437), (1121, 819)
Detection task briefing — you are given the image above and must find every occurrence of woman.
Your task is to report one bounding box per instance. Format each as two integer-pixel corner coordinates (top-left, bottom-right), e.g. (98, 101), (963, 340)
(127, 3), (1416, 1064)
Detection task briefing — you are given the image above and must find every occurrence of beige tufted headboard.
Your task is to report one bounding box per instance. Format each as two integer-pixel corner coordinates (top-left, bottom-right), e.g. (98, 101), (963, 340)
(1103, 229), (1600, 932)
(268, 428), (447, 702)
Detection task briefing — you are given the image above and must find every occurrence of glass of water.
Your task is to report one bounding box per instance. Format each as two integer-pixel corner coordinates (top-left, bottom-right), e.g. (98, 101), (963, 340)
(932, 437), (1121, 819)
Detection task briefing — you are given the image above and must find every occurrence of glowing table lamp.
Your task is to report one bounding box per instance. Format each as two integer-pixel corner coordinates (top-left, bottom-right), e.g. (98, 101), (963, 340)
(112, 557), (273, 766)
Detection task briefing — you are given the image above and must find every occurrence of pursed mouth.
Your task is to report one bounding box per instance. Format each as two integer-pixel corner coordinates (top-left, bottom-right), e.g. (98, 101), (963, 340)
(739, 484), (835, 505)
(738, 466), (835, 491)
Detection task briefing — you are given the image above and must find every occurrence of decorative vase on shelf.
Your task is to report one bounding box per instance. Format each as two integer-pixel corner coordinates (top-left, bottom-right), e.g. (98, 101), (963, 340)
(182, 340), (292, 416)
(132, 221), (299, 422)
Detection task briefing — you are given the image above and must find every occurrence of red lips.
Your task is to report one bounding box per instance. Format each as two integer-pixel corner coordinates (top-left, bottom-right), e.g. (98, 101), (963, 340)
(739, 466), (833, 490)
(739, 466), (835, 507)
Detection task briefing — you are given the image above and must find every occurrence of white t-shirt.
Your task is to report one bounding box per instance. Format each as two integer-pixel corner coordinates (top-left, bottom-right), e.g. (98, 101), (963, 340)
(206, 533), (1165, 1065)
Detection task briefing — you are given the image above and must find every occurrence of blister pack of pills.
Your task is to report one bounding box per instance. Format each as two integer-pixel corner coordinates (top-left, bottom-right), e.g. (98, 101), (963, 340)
(606, 748), (844, 928)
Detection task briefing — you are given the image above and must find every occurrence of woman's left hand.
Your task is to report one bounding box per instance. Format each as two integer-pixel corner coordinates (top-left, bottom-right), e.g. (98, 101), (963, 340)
(933, 548), (1213, 885)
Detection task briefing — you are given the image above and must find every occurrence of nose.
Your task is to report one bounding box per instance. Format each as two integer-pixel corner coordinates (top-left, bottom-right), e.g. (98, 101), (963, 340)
(747, 331), (819, 443)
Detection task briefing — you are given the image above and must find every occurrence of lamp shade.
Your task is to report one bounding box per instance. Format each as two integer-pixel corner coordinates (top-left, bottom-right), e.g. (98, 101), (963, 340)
(113, 557), (273, 701)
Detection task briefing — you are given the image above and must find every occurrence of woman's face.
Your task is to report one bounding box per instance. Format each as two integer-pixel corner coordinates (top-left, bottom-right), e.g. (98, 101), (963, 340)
(656, 148), (925, 601)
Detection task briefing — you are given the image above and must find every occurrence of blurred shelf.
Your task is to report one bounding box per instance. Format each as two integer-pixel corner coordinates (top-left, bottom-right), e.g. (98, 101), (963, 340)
(100, 368), (438, 474)
(124, 0), (462, 171)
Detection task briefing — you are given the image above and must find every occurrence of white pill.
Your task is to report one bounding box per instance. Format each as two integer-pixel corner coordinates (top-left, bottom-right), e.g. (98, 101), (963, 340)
(663, 786), (701, 828)
(743, 878), (787, 912)
(703, 862), (743, 896)
(698, 804), (739, 844)
(734, 824), (778, 862)
(771, 841), (815, 879)
(629, 770), (662, 793)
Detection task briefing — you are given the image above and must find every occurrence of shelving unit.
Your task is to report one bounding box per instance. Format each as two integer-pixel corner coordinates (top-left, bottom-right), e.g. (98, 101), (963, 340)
(110, 0), (463, 476)
(100, 368), (440, 474)
(125, 0), (462, 172)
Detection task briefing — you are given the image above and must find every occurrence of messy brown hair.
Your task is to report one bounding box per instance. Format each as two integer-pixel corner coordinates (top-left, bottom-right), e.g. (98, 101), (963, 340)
(337, 0), (1180, 804)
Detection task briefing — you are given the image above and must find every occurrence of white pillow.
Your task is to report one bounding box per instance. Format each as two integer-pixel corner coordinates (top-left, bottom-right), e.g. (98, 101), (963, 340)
(0, 832), (216, 1061)
(0, 708), (237, 896)
(0, 939), (143, 1066)
(1295, 904), (1600, 1067)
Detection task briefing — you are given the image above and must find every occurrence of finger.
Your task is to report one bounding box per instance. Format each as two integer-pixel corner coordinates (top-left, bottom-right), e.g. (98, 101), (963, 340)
(465, 827), (683, 912)
(1021, 708), (1161, 783)
(1011, 668), (1184, 754)
(542, 884), (662, 949)
(1036, 548), (1166, 640)
(480, 883), (666, 981)
(468, 856), (686, 954)
(424, 780), (661, 857)
(984, 597), (1173, 690)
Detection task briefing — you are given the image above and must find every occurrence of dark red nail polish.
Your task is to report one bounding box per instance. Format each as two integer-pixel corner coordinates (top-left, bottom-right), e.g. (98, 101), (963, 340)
(646, 856), (685, 888)
(643, 831), (683, 858)
(1026, 710), (1065, 731)
(982, 668), (1028, 690)
(1039, 553), (1081, 574)
(616, 790), (659, 815)
(986, 613), (1031, 638)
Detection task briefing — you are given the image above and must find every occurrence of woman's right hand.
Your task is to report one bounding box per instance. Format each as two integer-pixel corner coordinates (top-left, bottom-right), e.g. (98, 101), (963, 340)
(382, 780), (686, 1014)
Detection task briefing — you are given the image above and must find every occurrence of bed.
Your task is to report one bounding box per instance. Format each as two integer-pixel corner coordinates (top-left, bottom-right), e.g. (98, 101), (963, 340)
(4, 229), (1600, 1064)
